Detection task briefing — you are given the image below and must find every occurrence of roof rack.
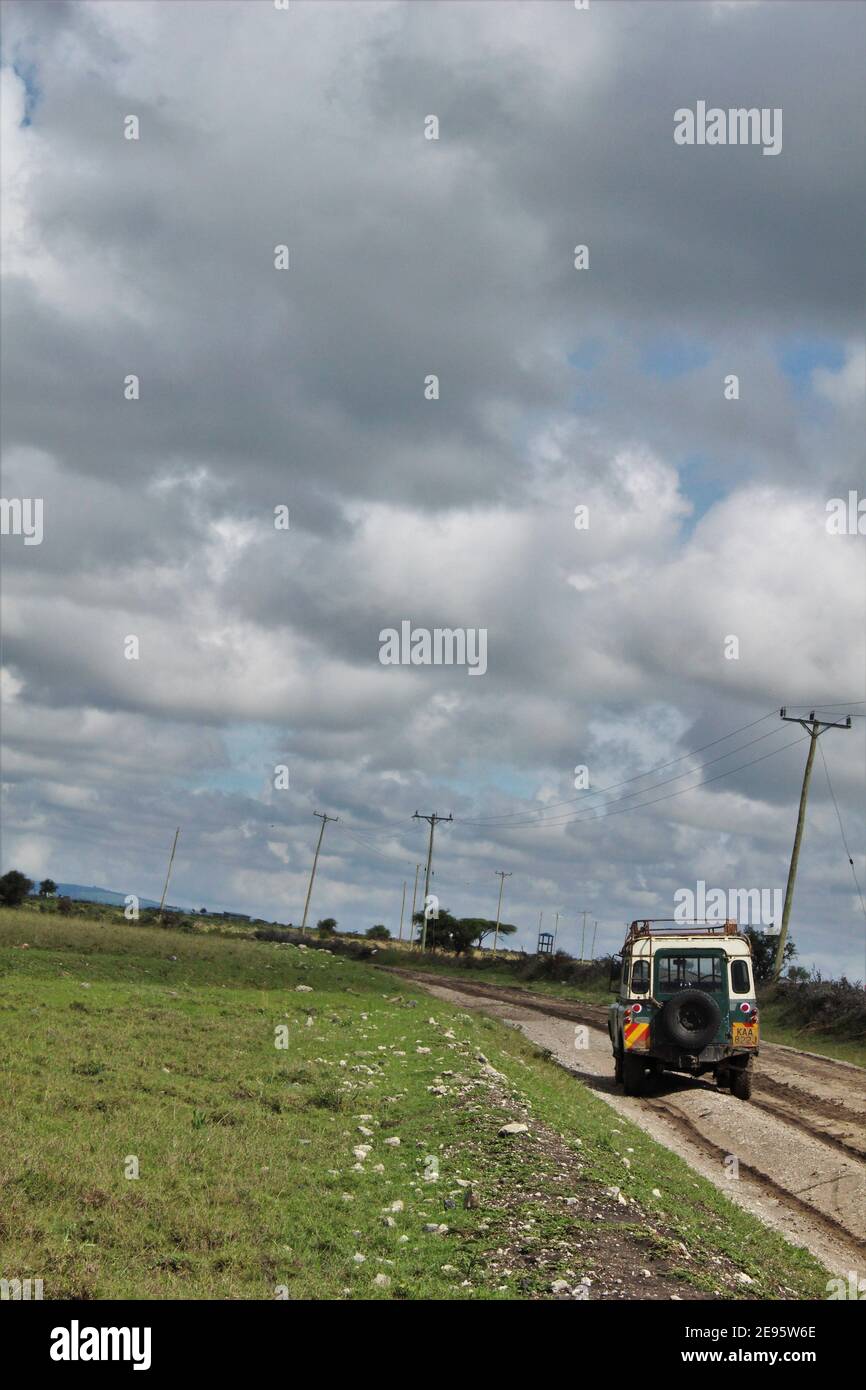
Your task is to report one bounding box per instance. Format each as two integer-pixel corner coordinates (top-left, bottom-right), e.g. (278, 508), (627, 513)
(625, 918), (742, 943)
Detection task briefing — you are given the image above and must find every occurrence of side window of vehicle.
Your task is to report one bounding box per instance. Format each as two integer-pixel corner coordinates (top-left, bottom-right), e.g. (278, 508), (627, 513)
(631, 960), (649, 995)
(731, 959), (751, 994)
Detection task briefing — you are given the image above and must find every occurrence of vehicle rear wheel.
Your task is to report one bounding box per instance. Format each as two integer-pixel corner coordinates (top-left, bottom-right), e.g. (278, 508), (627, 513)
(730, 1062), (753, 1101)
(614, 1045), (623, 1084)
(622, 1054), (645, 1096)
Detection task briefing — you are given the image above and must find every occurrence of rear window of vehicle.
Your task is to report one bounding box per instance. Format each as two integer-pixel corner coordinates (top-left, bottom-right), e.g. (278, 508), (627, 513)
(631, 959), (649, 994)
(656, 954), (723, 992)
(730, 959), (751, 994)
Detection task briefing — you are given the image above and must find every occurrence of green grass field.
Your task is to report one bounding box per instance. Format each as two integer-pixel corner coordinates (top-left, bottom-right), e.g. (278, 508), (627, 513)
(0, 910), (832, 1300)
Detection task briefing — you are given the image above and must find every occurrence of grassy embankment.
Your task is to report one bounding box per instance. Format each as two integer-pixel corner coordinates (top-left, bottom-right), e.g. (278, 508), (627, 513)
(0, 909), (831, 1300)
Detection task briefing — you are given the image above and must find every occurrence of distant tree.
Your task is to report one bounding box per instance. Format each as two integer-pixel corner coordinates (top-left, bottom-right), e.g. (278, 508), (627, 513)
(38, 878), (58, 898)
(412, 907), (459, 950)
(455, 917), (518, 954)
(56, 896), (73, 916)
(745, 927), (796, 984)
(412, 909), (516, 955)
(199, 907), (208, 915)
(366, 924), (391, 941)
(786, 965), (809, 983)
(317, 917), (337, 936)
(0, 870), (34, 907)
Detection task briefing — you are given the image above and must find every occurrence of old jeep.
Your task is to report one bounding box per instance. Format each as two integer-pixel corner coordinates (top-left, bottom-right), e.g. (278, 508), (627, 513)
(608, 919), (758, 1099)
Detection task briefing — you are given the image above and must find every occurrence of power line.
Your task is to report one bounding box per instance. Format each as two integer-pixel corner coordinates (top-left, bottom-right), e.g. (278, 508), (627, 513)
(461, 732), (811, 834)
(457, 711), (780, 825)
(460, 724), (802, 830)
(818, 739), (866, 945)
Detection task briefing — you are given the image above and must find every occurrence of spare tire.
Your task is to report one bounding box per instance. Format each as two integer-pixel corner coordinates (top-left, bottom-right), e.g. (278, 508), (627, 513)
(658, 989), (721, 1051)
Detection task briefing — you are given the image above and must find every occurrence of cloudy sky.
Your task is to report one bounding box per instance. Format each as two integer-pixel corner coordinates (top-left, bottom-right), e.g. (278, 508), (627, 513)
(1, 0), (864, 975)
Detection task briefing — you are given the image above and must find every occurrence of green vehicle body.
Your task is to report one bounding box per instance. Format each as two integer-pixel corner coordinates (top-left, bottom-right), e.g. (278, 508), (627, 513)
(607, 920), (759, 1099)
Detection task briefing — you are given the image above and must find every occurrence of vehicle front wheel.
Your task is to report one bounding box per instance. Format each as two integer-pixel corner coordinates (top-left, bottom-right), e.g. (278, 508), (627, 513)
(730, 1063), (753, 1101)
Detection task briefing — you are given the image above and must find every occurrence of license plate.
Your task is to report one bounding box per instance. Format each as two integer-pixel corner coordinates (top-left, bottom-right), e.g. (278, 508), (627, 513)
(732, 1021), (758, 1046)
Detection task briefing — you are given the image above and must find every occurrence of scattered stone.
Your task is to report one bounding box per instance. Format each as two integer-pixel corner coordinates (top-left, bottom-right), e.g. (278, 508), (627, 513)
(295, 985), (313, 993)
(352, 1253), (365, 1264)
(498, 1122), (529, 1137)
(382, 1216), (396, 1229)
(551, 1279), (570, 1294)
(734, 1272), (755, 1286)
(383, 1136), (400, 1147)
(373, 1273), (391, 1288)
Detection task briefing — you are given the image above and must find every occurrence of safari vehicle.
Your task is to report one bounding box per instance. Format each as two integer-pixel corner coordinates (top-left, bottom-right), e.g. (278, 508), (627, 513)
(608, 920), (758, 1099)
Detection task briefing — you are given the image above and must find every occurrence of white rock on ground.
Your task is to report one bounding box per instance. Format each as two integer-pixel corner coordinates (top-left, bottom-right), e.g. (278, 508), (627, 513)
(498, 1122), (529, 1136)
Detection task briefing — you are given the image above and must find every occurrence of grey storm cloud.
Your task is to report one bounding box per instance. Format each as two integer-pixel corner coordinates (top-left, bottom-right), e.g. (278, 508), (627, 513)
(1, 0), (864, 975)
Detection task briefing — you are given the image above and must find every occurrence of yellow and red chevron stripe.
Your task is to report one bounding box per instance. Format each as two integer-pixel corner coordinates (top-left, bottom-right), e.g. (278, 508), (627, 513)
(624, 1019), (650, 1049)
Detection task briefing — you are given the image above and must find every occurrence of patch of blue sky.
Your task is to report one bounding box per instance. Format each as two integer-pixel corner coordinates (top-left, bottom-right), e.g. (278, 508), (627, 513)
(195, 723), (282, 796)
(677, 454), (729, 535)
(638, 334), (713, 380)
(776, 336), (846, 399)
(451, 764), (553, 805)
(10, 59), (41, 127)
(567, 339), (606, 372)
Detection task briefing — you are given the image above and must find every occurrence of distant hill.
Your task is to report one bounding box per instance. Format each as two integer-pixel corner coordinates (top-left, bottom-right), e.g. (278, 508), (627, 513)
(32, 883), (185, 911)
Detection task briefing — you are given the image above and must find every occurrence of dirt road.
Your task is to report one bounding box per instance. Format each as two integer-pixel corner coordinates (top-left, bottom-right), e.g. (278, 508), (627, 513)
(386, 968), (866, 1277)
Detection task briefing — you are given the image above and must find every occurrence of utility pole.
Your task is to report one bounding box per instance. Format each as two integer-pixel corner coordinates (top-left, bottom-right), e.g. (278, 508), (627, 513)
(492, 870), (512, 952)
(300, 812), (338, 933)
(580, 909), (588, 963)
(398, 880), (407, 941)
(553, 912), (560, 949)
(409, 863), (422, 947)
(773, 709), (851, 979)
(412, 812), (452, 951)
(591, 920), (598, 961)
(157, 827), (180, 922)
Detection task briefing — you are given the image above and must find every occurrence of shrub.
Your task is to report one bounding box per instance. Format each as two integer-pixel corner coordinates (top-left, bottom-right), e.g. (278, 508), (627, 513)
(0, 869), (34, 907)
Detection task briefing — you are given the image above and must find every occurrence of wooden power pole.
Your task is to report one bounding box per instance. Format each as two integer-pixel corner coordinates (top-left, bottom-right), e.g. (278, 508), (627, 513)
(412, 812), (452, 951)
(300, 811), (338, 933)
(157, 827), (180, 922)
(398, 880), (407, 941)
(492, 870), (512, 952)
(409, 863), (422, 947)
(773, 709), (851, 979)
